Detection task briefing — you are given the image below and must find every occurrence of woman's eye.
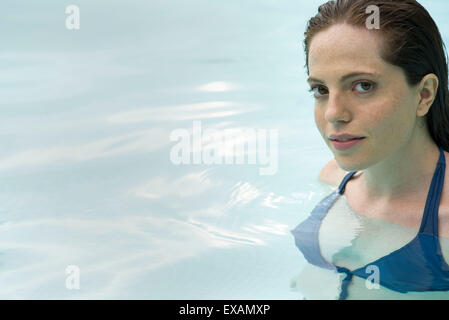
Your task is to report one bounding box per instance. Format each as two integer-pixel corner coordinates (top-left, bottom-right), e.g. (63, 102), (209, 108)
(309, 85), (328, 98)
(354, 81), (374, 92)
(308, 82), (374, 98)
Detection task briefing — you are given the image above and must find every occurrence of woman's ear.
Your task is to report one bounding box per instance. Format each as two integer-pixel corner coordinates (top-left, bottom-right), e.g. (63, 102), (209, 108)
(416, 74), (439, 117)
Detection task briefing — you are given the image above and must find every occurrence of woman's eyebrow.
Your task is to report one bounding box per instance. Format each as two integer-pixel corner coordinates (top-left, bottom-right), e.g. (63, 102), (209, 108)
(307, 72), (379, 84)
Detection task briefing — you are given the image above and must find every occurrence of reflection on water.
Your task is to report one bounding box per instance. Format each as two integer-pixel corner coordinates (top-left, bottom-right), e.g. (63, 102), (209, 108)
(0, 0), (330, 299)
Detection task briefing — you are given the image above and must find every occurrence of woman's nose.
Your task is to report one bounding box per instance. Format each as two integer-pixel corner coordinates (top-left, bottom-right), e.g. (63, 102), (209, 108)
(324, 91), (351, 123)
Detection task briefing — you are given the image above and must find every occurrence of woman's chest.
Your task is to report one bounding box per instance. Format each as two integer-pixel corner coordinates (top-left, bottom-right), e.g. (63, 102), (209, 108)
(319, 195), (449, 269)
(318, 198), (418, 269)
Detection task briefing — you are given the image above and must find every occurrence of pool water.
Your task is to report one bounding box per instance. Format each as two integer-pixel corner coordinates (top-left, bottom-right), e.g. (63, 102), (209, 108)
(1, 0), (448, 299)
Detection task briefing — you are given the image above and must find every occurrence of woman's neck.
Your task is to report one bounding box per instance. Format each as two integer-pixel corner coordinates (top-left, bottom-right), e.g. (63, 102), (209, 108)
(359, 136), (440, 203)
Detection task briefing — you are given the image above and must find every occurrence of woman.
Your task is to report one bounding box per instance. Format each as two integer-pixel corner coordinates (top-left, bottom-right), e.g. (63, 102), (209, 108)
(291, 0), (449, 299)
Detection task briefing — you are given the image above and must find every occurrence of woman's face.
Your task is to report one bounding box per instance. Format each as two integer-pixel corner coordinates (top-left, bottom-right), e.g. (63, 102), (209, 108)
(308, 23), (421, 171)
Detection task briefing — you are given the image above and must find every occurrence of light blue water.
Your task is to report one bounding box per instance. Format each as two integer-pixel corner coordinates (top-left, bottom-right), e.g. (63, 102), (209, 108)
(1, 0), (448, 299)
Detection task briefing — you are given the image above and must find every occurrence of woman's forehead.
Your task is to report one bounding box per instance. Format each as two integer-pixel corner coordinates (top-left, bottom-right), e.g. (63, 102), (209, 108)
(308, 24), (387, 77)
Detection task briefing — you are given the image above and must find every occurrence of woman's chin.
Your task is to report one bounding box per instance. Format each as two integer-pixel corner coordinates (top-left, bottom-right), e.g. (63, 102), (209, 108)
(335, 159), (366, 172)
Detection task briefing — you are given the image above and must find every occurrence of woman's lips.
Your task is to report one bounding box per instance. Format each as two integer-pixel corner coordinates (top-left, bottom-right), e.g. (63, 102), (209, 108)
(330, 137), (365, 151)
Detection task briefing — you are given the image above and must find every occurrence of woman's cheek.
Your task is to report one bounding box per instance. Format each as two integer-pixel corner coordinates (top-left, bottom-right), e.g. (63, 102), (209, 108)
(369, 102), (410, 148)
(314, 106), (326, 136)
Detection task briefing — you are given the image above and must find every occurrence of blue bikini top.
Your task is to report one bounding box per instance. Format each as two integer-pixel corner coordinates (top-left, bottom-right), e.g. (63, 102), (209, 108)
(291, 145), (449, 299)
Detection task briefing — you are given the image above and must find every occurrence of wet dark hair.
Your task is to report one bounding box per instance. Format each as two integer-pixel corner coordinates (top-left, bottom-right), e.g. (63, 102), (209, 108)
(304, 0), (449, 151)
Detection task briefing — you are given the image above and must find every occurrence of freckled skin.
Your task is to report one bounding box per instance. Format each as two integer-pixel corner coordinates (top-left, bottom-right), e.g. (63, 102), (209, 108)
(308, 23), (440, 202)
(309, 24), (420, 171)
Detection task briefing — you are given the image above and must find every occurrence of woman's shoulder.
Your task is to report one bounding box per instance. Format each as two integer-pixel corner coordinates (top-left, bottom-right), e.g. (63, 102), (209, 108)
(438, 150), (449, 238)
(318, 159), (356, 187)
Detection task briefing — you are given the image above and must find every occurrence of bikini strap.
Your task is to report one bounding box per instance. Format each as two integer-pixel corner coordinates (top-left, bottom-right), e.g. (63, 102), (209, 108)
(338, 171), (358, 195)
(419, 145), (446, 235)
